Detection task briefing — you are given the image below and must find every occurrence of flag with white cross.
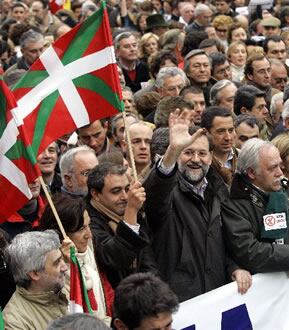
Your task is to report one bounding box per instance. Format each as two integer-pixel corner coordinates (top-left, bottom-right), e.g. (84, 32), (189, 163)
(12, 1), (123, 157)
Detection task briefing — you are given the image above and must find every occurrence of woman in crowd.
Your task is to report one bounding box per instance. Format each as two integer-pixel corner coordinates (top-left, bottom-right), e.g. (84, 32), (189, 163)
(228, 22), (248, 43)
(212, 15), (233, 49)
(227, 40), (247, 82)
(271, 132), (289, 180)
(139, 32), (159, 63)
(39, 194), (114, 326)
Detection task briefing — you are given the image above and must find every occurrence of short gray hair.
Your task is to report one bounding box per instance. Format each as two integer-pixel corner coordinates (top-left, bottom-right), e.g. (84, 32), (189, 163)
(270, 92), (283, 116)
(6, 230), (60, 288)
(155, 67), (189, 89)
(195, 3), (211, 17)
(59, 145), (96, 184)
(19, 29), (44, 49)
(210, 79), (234, 105)
(236, 138), (272, 175)
(282, 99), (289, 122)
(114, 32), (135, 50)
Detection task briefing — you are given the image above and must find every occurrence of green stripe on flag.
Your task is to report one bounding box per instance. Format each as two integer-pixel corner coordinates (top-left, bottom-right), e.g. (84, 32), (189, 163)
(32, 90), (59, 154)
(0, 308), (4, 330)
(74, 74), (122, 111)
(70, 246), (93, 314)
(5, 140), (37, 165)
(0, 89), (7, 137)
(61, 5), (104, 66)
(12, 70), (49, 91)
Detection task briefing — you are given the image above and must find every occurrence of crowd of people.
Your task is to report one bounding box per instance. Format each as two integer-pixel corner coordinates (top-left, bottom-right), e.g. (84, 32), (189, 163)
(2, 0), (289, 328)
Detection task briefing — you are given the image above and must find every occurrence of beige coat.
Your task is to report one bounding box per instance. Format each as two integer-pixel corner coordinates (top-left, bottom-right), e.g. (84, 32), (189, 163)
(3, 286), (68, 330)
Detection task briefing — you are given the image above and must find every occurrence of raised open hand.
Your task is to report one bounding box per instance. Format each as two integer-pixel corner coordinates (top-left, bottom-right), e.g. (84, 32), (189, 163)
(168, 108), (205, 154)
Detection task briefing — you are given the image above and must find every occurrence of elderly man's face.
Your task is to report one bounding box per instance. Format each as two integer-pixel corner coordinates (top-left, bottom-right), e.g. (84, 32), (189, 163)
(271, 65), (287, 92)
(216, 84), (237, 112)
(249, 145), (283, 192)
(158, 74), (185, 97)
(65, 152), (98, 196)
(187, 55), (211, 85)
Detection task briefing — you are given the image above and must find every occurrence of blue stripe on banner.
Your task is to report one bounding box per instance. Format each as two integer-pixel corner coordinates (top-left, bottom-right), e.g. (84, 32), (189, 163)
(221, 304), (253, 330)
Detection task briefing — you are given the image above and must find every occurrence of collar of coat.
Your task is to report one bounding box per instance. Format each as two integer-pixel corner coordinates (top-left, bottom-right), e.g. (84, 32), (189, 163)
(230, 173), (268, 208)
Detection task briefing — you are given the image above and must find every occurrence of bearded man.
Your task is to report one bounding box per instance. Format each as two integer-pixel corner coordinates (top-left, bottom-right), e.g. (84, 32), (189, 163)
(144, 109), (252, 302)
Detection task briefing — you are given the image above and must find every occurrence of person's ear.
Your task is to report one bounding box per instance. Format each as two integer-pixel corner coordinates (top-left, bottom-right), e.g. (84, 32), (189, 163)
(284, 118), (289, 129)
(27, 271), (41, 282)
(240, 106), (248, 114)
(113, 318), (129, 330)
(247, 167), (256, 181)
(64, 174), (73, 189)
(91, 189), (100, 201)
(246, 72), (253, 81)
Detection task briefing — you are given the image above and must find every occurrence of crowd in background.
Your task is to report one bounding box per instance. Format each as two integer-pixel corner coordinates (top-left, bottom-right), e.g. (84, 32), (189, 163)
(2, 0), (289, 328)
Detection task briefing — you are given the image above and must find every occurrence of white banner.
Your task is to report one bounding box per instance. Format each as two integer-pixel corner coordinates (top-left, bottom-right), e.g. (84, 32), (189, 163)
(173, 272), (289, 330)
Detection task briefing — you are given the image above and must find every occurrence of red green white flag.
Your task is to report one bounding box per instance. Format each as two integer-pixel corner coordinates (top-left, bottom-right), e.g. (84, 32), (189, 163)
(12, 1), (123, 157)
(69, 246), (94, 314)
(0, 76), (40, 222)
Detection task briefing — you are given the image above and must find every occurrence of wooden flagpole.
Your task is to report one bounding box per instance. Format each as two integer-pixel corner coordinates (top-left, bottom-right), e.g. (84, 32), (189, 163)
(122, 111), (138, 182)
(39, 176), (67, 238)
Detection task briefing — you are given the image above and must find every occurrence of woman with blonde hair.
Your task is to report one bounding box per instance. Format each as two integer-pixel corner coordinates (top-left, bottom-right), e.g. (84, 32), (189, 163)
(212, 15), (233, 49)
(139, 32), (159, 63)
(271, 132), (289, 179)
(227, 40), (247, 82)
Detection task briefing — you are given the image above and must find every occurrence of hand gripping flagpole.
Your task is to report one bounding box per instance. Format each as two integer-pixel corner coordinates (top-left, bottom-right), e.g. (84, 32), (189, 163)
(39, 176), (67, 238)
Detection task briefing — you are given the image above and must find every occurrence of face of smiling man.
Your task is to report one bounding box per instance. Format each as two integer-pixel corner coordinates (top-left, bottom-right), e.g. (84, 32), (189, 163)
(178, 135), (212, 187)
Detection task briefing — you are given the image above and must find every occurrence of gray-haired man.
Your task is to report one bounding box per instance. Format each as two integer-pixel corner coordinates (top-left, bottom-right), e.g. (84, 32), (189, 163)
(3, 230), (68, 330)
(222, 138), (289, 274)
(59, 145), (98, 197)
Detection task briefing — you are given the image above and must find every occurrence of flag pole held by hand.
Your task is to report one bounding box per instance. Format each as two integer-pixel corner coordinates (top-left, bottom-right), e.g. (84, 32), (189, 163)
(122, 110), (138, 182)
(39, 176), (67, 238)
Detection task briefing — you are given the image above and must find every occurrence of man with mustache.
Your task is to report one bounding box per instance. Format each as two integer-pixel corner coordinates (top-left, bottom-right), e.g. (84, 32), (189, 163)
(144, 109), (251, 302)
(222, 138), (289, 273)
